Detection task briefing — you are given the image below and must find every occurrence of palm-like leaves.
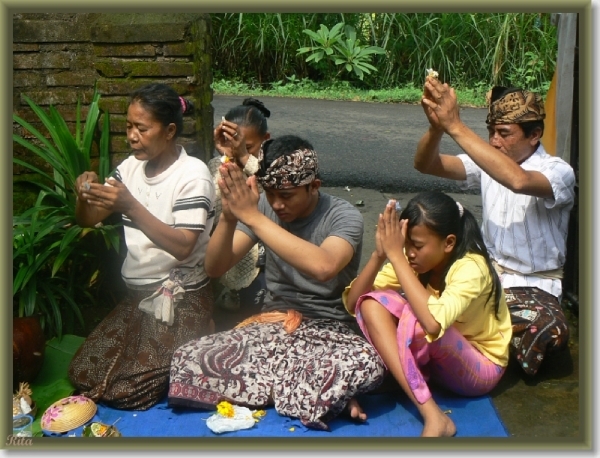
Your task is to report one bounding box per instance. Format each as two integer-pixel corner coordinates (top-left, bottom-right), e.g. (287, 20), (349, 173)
(13, 88), (121, 339)
(298, 23), (385, 81)
(332, 26), (385, 80)
(13, 90), (109, 195)
(297, 23), (345, 64)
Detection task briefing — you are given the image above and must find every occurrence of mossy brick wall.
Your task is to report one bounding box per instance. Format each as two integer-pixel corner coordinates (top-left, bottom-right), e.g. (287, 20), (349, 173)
(13, 12), (214, 181)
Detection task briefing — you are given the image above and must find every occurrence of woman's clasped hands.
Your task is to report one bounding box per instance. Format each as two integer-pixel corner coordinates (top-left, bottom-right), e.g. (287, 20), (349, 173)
(77, 171), (135, 214)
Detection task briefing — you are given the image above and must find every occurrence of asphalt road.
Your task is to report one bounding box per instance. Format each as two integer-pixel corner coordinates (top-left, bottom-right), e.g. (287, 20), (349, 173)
(213, 94), (489, 194)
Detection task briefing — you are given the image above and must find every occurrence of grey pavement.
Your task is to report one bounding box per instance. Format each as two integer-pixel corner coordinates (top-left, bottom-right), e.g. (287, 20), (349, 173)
(213, 95), (488, 193)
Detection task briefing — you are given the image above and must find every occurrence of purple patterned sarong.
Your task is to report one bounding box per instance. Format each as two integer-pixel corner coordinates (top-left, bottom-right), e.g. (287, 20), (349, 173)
(168, 317), (385, 430)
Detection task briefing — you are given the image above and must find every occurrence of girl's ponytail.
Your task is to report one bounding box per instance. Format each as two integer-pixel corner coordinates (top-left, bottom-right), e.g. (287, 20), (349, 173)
(454, 205), (503, 319)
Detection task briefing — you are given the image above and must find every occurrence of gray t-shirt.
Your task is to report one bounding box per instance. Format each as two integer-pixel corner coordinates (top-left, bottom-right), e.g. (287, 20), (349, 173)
(236, 192), (363, 322)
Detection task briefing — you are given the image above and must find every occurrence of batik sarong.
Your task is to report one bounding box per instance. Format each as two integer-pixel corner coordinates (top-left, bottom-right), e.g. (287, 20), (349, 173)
(505, 287), (570, 376)
(68, 285), (213, 410)
(168, 316), (385, 430)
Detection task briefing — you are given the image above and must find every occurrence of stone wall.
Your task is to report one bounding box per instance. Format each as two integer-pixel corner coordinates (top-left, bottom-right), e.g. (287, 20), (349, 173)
(13, 13), (213, 179)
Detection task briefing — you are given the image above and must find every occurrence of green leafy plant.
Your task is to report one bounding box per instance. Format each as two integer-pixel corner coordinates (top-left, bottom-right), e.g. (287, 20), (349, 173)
(297, 22), (345, 66)
(13, 89), (121, 339)
(297, 22), (385, 81)
(506, 51), (547, 91)
(330, 25), (386, 81)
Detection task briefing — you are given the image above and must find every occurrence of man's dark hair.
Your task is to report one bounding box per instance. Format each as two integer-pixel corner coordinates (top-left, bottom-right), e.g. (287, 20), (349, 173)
(264, 135), (313, 161)
(519, 120), (545, 138)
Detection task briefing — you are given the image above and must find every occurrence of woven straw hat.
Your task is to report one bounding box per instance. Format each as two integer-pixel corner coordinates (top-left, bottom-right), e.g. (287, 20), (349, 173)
(41, 395), (97, 433)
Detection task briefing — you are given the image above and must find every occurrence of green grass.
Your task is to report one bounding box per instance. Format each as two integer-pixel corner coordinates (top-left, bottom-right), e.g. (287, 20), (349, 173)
(213, 78), (492, 108)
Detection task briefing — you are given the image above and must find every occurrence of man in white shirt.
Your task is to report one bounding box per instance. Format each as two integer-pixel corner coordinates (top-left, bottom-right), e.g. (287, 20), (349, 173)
(413, 79), (576, 376)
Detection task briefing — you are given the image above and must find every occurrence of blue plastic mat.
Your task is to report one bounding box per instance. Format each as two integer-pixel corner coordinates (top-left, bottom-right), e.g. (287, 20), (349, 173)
(35, 335), (509, 438)
(59, 390), (508, 438)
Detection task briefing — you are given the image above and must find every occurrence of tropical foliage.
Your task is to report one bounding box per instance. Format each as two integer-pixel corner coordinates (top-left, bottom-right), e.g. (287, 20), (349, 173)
(13, 90), (121, 339)
(297, 23), (386, 81)
(211, 13), (557, 95)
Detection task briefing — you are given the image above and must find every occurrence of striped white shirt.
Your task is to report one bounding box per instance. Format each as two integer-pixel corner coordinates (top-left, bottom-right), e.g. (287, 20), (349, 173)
(115, 146), (215, 289)
(457, 144), (575, 298)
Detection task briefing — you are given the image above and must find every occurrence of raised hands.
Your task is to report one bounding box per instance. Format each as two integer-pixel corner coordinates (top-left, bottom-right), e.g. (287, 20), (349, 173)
(214, 118), (250, 166)
(421, 76), (462, 133)
(376, 200), (407, 263)
(217, 161), (260, 224)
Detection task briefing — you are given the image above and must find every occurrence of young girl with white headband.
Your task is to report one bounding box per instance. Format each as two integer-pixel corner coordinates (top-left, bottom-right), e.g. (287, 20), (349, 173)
(208, 98), (271, 318)
(343, 190), (512, 437)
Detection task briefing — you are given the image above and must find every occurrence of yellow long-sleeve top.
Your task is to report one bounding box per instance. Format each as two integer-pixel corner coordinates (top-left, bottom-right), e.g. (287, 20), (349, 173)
(342, 253), (512, 367)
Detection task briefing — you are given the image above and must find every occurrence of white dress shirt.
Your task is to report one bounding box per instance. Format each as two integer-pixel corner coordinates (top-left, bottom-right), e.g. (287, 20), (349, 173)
(458, 144), (576, 298)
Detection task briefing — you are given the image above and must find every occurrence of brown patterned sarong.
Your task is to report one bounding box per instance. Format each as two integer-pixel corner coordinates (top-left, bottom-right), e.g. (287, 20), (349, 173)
(68, 285), (213, 410)
(506, 287), (569, 376)
(168, 317), (385, 430)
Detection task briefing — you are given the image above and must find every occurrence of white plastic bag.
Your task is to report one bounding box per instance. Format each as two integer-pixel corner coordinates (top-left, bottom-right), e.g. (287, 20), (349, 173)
(206, 406), (256, 434)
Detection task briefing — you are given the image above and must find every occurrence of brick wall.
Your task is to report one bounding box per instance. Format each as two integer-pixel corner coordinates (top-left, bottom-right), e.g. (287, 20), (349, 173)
(13, 13), (213, 179)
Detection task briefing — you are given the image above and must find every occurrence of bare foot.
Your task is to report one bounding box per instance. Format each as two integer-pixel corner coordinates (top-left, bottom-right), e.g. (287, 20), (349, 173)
(421, 411), (456, 437)
(346, 397), (367, 422)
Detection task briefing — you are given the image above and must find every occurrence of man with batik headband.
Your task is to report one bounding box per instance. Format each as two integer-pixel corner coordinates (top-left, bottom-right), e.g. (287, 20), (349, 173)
(414, 78), (575, 376)
(168, 135), (385, 429)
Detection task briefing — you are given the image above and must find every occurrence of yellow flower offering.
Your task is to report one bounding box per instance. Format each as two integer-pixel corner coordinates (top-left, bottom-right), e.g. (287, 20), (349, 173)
(216, 401), (235, 418)
(91, 422), (109, 436)
(207, 402), (265, 433)
(82, 421), (122, 437)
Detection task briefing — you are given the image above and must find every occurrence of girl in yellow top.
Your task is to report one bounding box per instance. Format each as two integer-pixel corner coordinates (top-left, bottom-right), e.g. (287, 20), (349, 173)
(344, 191), (511, 437)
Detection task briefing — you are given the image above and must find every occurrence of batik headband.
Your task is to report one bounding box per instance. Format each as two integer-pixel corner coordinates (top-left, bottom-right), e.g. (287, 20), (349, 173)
(256, 141), (319, 189)
(485, 86), (545, 125)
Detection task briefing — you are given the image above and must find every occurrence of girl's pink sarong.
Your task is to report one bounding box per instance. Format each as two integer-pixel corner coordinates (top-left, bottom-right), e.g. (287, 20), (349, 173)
(355, 290), (505, 405)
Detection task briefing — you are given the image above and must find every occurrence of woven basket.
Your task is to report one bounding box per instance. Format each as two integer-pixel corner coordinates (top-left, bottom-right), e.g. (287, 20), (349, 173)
(41, 396), (97, 433)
